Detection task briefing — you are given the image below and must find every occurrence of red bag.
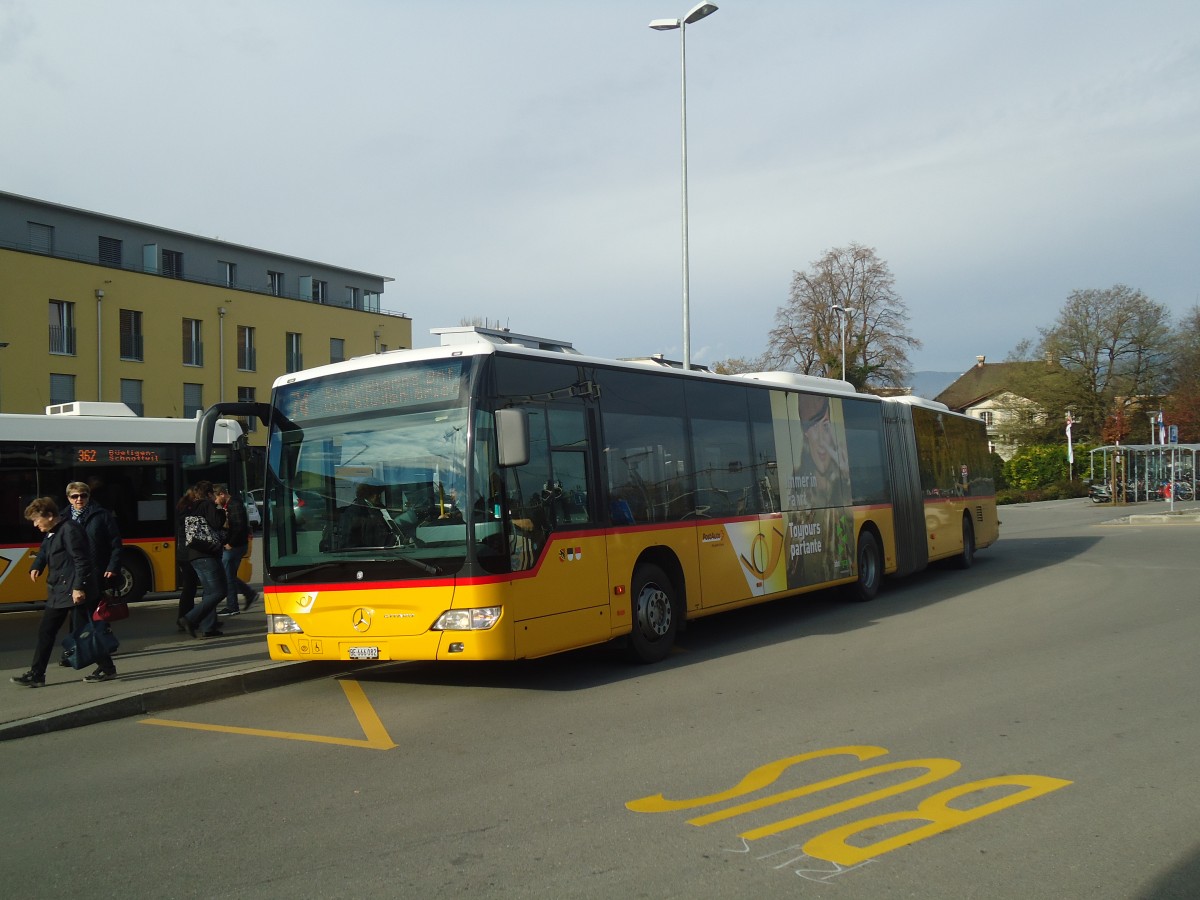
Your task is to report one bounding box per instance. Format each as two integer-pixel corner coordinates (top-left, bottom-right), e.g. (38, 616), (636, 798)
(93, 597), (130, 622)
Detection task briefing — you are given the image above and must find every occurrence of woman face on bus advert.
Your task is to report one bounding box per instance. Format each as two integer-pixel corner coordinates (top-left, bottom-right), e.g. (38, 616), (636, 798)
(798, 395), (848, 482)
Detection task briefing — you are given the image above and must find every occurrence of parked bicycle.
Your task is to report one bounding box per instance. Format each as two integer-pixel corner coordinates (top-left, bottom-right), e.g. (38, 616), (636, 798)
(1158, 481), (1195, 501)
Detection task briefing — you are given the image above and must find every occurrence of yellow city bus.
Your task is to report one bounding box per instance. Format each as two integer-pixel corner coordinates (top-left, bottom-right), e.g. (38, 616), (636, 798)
(1, 402), (252, 605)
(199, 336), (998, 664)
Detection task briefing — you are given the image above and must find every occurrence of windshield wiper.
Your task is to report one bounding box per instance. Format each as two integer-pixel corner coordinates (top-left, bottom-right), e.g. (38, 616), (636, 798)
(393, 556), (441, 575)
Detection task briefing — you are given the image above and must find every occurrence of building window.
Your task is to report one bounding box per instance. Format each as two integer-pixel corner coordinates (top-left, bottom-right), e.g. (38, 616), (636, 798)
(237, 325), (256, 371)
(312, 280), (328, 304)
(978, 410), (995, 427)
(28, 222), (54, 254)
(49, 373), (75, 406)
(183, 318), (204, 366)
(330, 338), (345, 363)
(285, 332), (303, 373)
(99, 236), (123, 267)
(363, 291), (380, 312)
(162, 248), (184, 279)
(120, 309), (144, 361)
(237, 386), (257, 432)
(183, 383), (203, 419)
(268, 271), (285, 296)
(345, 286), (360, 308)
(220, 261), (237, 286)
(120, 379), (144, 416)
(48, 300), (76, 355)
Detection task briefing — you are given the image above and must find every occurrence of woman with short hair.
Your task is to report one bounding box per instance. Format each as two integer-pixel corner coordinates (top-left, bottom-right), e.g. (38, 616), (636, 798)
(10, 497), (114, 687)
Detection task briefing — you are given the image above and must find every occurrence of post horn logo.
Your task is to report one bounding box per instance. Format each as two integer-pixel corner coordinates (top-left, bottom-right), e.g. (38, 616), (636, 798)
(739, 527), (786, 581)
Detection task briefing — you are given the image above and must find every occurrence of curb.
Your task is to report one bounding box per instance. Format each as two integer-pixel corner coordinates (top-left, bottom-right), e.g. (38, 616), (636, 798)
(1126, 514), (1200, 525)
(0, 661), (349, 741)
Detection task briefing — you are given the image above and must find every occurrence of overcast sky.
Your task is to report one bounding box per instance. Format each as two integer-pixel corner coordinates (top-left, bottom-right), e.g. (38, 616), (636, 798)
(3, 0), (1197, 375)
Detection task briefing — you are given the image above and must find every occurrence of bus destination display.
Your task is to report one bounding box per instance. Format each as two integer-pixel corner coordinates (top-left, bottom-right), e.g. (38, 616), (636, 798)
(76, 447), (164, 464)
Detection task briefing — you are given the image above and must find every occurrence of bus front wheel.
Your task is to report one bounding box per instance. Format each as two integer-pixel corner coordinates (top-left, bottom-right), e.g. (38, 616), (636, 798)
(848, 531), (882, 602)
(628, 563), (678, 664)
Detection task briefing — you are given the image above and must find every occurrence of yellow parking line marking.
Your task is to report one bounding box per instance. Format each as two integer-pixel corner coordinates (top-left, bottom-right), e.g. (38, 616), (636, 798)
(140, 678), (397, 750)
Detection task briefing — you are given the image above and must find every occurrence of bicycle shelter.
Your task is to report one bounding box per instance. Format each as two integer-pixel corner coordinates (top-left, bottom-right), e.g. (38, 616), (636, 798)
(1088, 443), (1199, 503)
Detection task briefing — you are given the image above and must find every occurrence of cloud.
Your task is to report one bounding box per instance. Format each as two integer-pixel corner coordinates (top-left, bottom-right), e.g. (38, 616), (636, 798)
(3, 0), (1197, 375)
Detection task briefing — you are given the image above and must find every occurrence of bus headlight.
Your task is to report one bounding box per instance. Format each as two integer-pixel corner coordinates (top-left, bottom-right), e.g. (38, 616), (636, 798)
(267, 614), (304, 634)
(432, 607), (502, 631)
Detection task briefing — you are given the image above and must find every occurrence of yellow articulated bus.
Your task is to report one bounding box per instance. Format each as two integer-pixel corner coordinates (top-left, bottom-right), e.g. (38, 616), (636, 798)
(198, 334), (997, 664)
(1, 402), (252, 606)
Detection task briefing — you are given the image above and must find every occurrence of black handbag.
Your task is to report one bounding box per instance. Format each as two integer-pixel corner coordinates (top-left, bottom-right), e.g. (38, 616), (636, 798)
(62, 622), (120, 670)
(183, 514), (224, 553)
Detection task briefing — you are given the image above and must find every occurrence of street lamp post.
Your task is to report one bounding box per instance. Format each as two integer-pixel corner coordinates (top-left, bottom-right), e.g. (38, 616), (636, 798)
(830, 304), (849, 382)
(650, 2), (718, 371)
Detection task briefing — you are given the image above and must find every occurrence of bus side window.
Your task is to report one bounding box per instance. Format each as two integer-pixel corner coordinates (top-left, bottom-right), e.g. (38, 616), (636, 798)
(546, 406), (592, 527)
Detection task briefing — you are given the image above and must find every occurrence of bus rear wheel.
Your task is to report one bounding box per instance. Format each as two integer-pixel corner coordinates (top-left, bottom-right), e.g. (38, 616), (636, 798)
(628, 563), (678, 664)
(110, 553), (150, 602)
(955, 517), (976, 570)
(848, 531), (882, 602)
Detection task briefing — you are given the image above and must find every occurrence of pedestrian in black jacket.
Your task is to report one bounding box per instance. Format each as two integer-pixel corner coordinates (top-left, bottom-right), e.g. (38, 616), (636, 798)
(11, 497), (115, 687)
(32, 481), (123, 665)
(213, 484), (255, 616)
(176, 481), (228, 638)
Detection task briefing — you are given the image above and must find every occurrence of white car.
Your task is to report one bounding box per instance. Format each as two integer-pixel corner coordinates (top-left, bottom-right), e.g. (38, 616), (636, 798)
(244, 491), (263, 529)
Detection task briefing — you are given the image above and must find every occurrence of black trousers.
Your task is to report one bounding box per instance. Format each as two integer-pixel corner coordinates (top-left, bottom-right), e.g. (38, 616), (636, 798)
(31, 606), (73, 678)
(177, 561), (198, 618)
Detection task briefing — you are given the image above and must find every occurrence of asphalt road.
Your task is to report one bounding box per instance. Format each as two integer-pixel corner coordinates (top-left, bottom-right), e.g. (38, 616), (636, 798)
(1, 500), (1197, 899)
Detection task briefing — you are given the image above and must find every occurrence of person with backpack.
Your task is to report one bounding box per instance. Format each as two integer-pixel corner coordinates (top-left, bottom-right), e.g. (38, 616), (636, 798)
(175, 481), (227, 638)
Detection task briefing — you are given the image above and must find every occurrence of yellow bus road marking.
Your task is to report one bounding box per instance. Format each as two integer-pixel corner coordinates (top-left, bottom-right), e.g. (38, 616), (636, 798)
(140, 678), (397, 750)
(629, 745), (1071, 867)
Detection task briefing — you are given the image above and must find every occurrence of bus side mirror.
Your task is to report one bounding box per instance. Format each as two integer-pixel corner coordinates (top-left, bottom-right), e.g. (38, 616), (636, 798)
(495, 408), (529, 468)
(196, 402), (272, 463)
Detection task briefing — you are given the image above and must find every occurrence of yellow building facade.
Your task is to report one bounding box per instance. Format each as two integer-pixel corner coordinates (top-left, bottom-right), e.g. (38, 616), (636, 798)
(0, 192), (412, 443)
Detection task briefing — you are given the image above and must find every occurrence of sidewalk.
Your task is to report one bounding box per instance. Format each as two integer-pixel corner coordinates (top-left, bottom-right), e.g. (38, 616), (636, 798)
(1, 595), (345, 741)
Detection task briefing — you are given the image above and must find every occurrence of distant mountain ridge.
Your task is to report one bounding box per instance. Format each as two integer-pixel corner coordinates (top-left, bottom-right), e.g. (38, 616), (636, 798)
(908, 371), (961, 400)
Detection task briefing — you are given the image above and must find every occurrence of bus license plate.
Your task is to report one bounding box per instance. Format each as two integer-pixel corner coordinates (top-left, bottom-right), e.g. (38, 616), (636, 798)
(348, 646), (379, 660)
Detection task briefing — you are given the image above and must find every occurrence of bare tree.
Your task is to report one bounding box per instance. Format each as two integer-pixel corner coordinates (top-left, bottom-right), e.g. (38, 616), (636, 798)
(1163, 304), (1200, 441)
(1037, 285), (1172, 440)
(767, 243), (920, 389)
(710, 355), (767, 375)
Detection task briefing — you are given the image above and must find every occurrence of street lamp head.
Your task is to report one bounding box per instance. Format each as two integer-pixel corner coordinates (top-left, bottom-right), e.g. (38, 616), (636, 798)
(684, 2), (719, 25)
(649, 3), (717, 30)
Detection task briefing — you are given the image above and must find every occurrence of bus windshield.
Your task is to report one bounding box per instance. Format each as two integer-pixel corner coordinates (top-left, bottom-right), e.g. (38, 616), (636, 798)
(263, 358), (480, 581)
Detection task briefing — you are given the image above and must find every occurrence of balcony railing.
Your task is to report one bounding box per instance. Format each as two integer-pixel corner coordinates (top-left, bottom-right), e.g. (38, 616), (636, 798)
(1, 237), (412, 319)
(120, 333), (144, 361)
(183, 340), (204, 367)
(49, 326), (76, 355)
